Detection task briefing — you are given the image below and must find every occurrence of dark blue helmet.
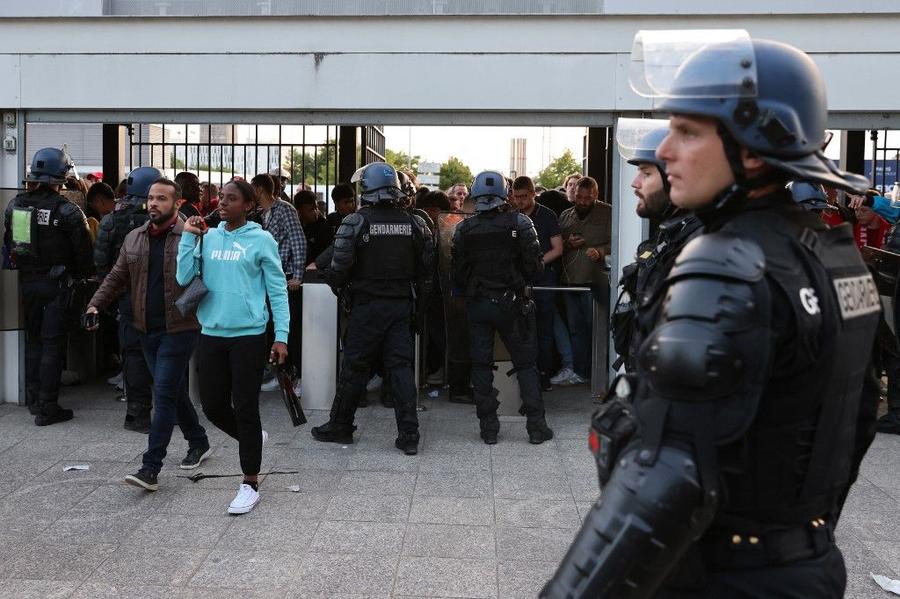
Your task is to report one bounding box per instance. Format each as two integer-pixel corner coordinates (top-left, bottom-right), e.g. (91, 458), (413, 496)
(126, 167), (163, 199)
(25, 147), (73, 184)
(625, 128), (668, 171)
(632, 30), (868, 193)
(470, 171), (507, 212)
(351, 162), (403, 204)
(788, 180), (829, 212)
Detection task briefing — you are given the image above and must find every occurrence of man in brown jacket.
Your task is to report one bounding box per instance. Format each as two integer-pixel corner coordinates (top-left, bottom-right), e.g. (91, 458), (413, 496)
(86, 178), (211, 492)
(558, 176), (612, 383)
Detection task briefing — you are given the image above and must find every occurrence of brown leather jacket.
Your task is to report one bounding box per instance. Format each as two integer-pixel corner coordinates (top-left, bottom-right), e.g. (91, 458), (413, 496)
(89, 217), (200, 334)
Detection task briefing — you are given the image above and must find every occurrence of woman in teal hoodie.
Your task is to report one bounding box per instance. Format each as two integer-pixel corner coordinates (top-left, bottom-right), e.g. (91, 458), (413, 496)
(178, 179), (289, 515)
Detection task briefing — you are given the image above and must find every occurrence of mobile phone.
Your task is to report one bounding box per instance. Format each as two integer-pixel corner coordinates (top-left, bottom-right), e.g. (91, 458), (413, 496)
(81, 312), (99, 330)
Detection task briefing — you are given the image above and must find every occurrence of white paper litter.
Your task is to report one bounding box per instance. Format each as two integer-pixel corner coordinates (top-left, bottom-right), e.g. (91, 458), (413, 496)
(428, 390), (439, 398)
(287, 485), (301, 492)
(872, 573), (900, 595)
(63, 464), (90, 471)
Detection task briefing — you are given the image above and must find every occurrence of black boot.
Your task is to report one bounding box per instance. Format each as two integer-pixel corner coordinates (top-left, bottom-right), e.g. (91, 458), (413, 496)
(480, 416), (499, 445)
(311, 422), (356, 444)
(124, 414), (151, 434)
(35, 404), (74, 427)
(877, 411), (900, 435)
(394, 433), (419, 455)
(527, 422), (554, 445)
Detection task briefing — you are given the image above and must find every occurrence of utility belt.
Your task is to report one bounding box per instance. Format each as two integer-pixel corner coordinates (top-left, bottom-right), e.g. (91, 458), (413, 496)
(698, 517), (835, 570)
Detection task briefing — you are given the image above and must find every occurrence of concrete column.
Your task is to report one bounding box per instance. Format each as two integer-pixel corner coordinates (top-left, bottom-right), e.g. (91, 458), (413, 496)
(840, 129), (867, 181)
(337, 126), (359, 185)
(101, 124), (126, 189)
(0, 110), (25, 404)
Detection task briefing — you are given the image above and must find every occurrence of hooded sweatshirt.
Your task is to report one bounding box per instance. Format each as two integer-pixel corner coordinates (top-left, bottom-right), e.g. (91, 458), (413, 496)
(177, 221), (289, 342)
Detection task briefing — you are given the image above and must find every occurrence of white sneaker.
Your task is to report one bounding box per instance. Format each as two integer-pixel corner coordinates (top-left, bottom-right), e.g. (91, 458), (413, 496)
(366, 375), (383, 392)
(227, 483), (260, 515)
(106, 372), (123, 387)
(568, 372), (588, 385)
(550, 368), (576, 386)
(260, 377), (280, 392)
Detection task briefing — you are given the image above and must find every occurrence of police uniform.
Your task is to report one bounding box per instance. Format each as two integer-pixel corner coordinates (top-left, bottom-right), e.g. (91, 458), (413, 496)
(95, 167), (160, 432)
(542, 32), (879, 598)
(2, 148), (94, 425)
(311, 163), (434, 454)
(451, 171), (553, 445)
(613, 210), (702, 372)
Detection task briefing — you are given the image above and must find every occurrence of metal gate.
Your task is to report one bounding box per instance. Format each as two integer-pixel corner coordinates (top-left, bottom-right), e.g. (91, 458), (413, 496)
(128, 123), (341, 207)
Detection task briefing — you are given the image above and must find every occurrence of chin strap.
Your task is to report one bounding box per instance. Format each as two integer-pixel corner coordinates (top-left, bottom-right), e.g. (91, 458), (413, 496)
(698, 126), (785, 227)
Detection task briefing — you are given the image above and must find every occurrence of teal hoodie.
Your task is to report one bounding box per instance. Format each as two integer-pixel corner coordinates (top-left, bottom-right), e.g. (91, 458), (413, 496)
(177, 221), (290, 342)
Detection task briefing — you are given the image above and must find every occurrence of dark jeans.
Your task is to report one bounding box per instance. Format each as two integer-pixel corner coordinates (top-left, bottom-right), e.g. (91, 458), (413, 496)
(655, 544), (846, 599)
(533, 270), (558, 378)
(564, 290), (594, 379)
(287, 288), (302, 375)
(444, 294), (471, 394)
(119, 295), (152, 422)
(21, 275), (70, 411)
(467, 297), (546, 432)
(139, 329), (208, 475)
(196, 333), (267, 475)
(330, 298), (418, 437)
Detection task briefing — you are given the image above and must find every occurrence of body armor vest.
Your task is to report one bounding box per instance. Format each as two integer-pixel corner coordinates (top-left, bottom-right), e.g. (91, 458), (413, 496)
(462, 211), (525, 296)
(352, 206), (417, 297)
(712, 200), (879, 526)
(110, 201), (149, 260)
(8, 190), (74, 271)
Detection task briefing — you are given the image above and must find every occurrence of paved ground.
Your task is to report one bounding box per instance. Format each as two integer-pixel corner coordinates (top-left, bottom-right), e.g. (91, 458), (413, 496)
(0, 381), (897, 598)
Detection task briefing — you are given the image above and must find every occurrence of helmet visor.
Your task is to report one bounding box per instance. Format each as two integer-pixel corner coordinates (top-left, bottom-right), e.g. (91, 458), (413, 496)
(350, 165), (367, 183)
(615, 118), (670, 161)
(629, 29), (756, 102)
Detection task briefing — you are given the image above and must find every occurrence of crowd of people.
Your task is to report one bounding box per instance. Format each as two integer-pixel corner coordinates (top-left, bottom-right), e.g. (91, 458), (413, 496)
(2, 148), (612, 513)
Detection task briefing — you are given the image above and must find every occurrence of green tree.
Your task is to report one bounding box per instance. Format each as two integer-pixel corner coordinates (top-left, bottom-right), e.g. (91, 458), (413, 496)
(385, 148), (421, 175)
(284, 146), (337, 186)
(535, 149), (582, 190)
(439, 156), (474, 190)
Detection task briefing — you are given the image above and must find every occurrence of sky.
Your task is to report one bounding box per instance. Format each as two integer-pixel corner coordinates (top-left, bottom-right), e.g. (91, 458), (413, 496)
(383, 126), (586, 177)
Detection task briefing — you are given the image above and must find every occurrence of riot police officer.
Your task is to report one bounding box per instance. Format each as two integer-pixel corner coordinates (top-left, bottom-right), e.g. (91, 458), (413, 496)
(311, 162), (434, 455)
(611, 119), (702, 372)
(95, 166), (160, 432)
(2, 147), (94, 425)
(542, 30), (878, 598)
(451, 171), (554, 445)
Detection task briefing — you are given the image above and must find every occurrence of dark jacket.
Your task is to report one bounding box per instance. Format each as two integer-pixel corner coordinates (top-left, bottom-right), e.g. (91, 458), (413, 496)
(89, 216), (199, 334)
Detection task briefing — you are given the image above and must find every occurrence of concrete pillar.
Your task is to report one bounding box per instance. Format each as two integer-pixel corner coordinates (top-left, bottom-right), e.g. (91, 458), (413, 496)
(102, 124), (126, 189)
(0, 110), (25, 404)
(337, 126), (359, 185)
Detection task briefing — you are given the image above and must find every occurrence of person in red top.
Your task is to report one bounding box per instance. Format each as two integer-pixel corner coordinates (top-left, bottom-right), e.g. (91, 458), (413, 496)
(852, 204), (891, 249)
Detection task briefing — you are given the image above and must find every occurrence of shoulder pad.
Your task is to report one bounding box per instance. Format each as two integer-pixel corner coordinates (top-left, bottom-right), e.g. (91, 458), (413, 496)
(513, 212), (533, 228)
(341, 212), (366, 228)
(668, 232), (765, 284)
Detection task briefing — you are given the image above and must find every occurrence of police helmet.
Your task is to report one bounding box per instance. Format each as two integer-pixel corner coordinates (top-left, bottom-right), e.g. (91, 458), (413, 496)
(350, 162), (403, 204)
(629, 29), (868, 193)
(25, 147), (74, 184)
(470, 171), (507, 212)
(787, 180), (830, 212)
(126, 167), (163, 199)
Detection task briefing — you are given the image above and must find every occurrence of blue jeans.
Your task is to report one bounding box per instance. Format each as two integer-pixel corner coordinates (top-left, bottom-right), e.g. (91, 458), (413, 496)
(553, 309), (574, 370)
(564, 291), (595, 379)
(140, 329), (208, 474)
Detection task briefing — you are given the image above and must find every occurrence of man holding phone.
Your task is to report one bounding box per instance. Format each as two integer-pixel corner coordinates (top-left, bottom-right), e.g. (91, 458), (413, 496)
(86, 177), (211, 491)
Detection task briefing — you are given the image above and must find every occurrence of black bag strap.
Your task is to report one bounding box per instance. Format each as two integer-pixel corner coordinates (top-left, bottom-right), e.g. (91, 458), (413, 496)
(197, 234), (204, 278)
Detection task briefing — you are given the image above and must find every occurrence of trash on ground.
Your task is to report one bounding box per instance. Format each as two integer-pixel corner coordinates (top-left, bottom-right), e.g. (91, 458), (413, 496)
(287, 485), (301, 492)
(872, 573), (900, 595)
(63, 464), (90, 471)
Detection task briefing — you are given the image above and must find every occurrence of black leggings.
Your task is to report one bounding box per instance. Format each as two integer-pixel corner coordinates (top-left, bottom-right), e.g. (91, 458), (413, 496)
(196, 333), (267, 475)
